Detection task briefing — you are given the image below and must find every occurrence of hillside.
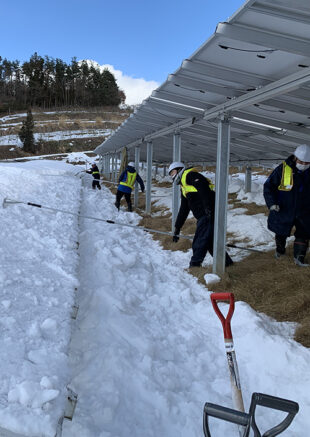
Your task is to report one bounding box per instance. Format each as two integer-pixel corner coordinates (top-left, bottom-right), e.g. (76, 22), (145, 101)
(0, 107), (131, 159)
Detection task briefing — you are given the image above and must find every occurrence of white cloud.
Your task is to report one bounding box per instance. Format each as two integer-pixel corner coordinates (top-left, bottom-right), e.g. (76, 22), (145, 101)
(82, 60), (160, 106)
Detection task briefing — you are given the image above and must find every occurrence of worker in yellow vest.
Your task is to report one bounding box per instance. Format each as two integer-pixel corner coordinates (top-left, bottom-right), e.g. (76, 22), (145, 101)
(86, 163), (101, 190)
(264, 144), (310, 266)
(168, 162), (233, 268)
(115, 162), (145, 212)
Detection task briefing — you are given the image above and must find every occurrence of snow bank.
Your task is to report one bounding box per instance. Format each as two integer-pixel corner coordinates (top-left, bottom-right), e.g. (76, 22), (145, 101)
(0, 162), (80, 436)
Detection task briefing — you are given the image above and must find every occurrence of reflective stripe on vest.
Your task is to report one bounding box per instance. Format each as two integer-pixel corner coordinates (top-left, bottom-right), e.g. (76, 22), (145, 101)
(181, 168), (198, 197)
(278, 162), (293, 191)
(120, 171), (137, 189)
(181, 168), (214, 196)
(92, 171), (99, 175)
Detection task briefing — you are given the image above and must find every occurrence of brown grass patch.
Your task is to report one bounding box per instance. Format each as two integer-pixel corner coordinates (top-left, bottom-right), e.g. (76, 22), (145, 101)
(102, 181), (310, 347)
(204, 165), (242, 175)
(139, 212), (193, 252)
(229, 193), (268, 216)
(148, 179), (167, 188)
(188, 245), (310, 347)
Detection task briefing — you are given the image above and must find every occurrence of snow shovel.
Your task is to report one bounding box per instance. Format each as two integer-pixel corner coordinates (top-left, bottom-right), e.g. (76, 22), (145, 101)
(210, 292), (245, 436)
(203, 391), (299, 437)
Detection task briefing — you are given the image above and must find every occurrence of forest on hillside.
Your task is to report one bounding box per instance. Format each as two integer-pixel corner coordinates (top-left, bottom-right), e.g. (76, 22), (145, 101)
(0, 53), (126, 113)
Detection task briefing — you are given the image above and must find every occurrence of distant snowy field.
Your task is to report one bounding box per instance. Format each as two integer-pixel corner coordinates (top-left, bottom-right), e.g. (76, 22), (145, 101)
(0, 155), (309, 436)
(0, 129), (113, 147)
(0, 111), (121, 147)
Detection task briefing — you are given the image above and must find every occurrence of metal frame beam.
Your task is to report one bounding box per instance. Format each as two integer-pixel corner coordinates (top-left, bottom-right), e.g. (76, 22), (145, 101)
(216, 22), (310, 57)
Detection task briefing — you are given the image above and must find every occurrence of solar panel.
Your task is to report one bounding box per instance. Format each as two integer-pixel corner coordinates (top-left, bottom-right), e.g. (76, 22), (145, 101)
(95, 0), (310, 164)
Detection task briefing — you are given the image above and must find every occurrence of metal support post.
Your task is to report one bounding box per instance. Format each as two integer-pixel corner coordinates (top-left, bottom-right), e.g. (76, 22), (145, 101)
(245, 165), (252, 193)
(98, 156), (102, 173)
(111, 155), (115, 181)
(114, 154), (118, 183)
(146, 142), (153, 214)
(163, 165), (166, 177)
(105, 155), (109, 178)
(213, 115), (230, 275)
(172, 133), (181, 232)
(134, 146), (140, 209)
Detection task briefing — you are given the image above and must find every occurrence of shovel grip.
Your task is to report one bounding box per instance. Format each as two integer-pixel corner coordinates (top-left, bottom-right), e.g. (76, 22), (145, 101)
(210, 293), (235, 340)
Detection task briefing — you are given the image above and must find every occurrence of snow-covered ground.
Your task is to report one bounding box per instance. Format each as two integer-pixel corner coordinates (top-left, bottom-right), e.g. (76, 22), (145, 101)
(0, 129), (113, 147)
(0, 156), (309, 436)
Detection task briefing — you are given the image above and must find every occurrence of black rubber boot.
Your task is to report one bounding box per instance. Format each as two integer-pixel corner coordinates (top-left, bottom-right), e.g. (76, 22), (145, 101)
(275, 235), (286, 258)
(114, 201), (120, 211)
(294, 239), (309, 266)
(189, 261), (201, 268)
(225, 252), (233, 267)
(127, 202), (133, 212)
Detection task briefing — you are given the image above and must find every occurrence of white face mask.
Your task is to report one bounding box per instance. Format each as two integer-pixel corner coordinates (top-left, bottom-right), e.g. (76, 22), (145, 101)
(296, 163), (310, 171)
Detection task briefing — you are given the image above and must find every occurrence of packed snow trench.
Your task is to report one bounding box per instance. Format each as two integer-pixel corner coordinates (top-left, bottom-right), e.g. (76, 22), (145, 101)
(0, 158), (309, 437)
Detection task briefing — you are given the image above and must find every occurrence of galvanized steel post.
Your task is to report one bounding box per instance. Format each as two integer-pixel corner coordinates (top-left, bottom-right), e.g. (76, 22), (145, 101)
(213, 115), (230, 275)
(172, 133), (181, 233)
(134, 146), (140, 209)
(110, 154), (114, 182)
(245, 165), (252, 193)
(146, 142), (153, 214)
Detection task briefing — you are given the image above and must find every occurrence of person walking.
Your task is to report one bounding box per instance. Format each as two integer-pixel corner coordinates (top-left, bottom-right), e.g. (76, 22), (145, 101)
(86, 163), (101, 190)
(115, 162), (145, 212)
(168, 161), (233, 268)
(264, 144), (310, 266)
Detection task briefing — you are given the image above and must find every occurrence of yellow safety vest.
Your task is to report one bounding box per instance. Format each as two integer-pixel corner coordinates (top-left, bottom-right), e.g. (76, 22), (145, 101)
(181, 168), (214, 197)
(120, 171), (137, 189)
(278, 162), (293, 191)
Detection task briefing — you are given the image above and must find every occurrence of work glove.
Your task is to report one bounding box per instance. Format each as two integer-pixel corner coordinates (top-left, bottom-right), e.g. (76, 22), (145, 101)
(172, 228), (180, 243)
(270, 204), (280, 212)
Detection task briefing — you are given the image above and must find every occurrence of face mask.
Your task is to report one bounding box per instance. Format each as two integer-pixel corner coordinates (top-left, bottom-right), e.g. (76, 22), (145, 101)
(296, 163), (310, 171)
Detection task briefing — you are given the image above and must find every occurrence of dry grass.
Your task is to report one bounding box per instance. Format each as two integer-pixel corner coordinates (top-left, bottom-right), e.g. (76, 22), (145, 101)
(102, 178), (310, 347)
(0, 107), (131, 156)
(187, 245), (310, 348)
(229, 193), (268, 216)
(139, 213), (195, 252)
(153, 180), (171, 188)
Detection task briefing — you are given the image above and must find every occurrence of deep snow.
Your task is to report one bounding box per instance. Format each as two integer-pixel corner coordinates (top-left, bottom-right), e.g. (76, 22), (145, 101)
(0, 156), (309, 436)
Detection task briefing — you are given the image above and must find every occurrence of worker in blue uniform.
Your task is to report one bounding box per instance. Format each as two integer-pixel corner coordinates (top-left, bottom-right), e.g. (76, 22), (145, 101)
(115, 162), (145, 212)
(264, 144), (310, 266)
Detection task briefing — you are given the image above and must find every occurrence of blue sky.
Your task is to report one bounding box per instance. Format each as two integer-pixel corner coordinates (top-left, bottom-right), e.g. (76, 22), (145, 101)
(2, 0), (245, 83)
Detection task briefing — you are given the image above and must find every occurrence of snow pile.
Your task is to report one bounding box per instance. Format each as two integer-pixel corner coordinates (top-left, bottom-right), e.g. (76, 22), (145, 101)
(65, 152), (96, 164)
(204, 273), (221, 286)
(0, 162), (80, 436)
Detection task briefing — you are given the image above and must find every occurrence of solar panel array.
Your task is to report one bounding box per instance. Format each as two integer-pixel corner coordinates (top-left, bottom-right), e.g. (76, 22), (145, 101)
(95, 0), (310, 164)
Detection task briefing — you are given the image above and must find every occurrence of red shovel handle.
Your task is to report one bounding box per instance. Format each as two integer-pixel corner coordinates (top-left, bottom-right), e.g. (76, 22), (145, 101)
(210, 293), (235, 340)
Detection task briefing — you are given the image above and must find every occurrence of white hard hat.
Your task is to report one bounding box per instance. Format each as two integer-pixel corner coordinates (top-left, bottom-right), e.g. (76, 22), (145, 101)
(128, 161), (135, 167)
(294, 144), (310, 162)
(168, 161), (185, 175)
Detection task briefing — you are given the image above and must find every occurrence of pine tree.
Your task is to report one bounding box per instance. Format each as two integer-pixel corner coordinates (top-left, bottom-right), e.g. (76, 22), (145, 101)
(19, 108), (36, 153)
